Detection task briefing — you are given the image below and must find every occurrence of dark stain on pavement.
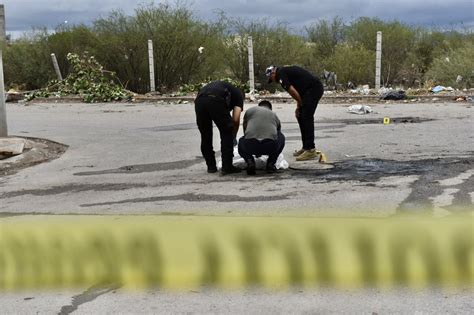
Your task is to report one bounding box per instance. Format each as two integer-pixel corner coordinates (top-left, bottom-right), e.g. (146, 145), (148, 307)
(74, 157), (203, 176)
(283, 117), (435, 126)
(286, 135), (334, 141)
(58, 284), (121, 315)
(1, 183), (148, 198)
(318, 117), (435, 125)
(0, 211), (55, 218)
(141, 123), (196, 132)
(397, 158), (474, 213)
(81, 193), (290, 207)
(293, 158), (435, 182)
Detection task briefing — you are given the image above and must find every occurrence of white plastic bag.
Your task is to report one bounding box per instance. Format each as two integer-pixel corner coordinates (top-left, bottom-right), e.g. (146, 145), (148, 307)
(217, 147), (289, 170)
(347, 105), (373, 115)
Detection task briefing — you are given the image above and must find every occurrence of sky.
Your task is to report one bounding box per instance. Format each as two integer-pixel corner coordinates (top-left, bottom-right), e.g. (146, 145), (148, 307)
(3, 0), (474, 37)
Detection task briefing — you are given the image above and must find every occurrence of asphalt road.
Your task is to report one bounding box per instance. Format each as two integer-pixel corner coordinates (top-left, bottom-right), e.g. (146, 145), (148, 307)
(1, 101), (472, 216)
(0, 100), (473, 313)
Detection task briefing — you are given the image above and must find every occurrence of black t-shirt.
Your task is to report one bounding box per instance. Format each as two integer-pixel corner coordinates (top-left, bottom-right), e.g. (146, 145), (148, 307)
(197, 81), (244, 111)
(276, 66), (322, 95)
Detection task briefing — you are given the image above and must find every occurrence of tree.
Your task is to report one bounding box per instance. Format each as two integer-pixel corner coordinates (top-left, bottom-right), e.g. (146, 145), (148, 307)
(425, 42), (474, 88)
(223, 18), (310, 91)
(346, 18), (416, 86)
(325, 44), (374, 86)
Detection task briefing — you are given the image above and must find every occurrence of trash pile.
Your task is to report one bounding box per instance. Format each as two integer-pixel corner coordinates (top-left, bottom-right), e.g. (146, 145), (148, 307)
(380, 90), (407, 100)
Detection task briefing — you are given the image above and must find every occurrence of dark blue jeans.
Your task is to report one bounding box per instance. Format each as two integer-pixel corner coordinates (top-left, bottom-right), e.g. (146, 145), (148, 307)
(297, 85), (324, 150)
(238, 132), (285, 167)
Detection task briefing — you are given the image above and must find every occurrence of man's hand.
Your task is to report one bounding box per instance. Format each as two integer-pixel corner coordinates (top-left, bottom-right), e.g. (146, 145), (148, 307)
(231, 106), (242, 138)
(295, 107), (300, 119)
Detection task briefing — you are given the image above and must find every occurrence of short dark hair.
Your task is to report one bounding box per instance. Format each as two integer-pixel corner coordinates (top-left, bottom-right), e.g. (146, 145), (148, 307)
(258, 100), (272, 110)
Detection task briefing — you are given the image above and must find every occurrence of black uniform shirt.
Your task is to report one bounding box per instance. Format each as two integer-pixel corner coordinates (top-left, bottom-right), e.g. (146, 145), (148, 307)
(197, 81), (244, 111)
(276, 66), (321, 96)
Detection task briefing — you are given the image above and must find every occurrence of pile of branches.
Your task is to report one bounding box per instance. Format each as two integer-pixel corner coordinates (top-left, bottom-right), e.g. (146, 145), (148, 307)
(26, 53), (132, 103)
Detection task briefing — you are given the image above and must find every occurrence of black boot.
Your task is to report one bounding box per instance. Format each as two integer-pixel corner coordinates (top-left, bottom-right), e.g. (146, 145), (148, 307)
(205, 157), (217, 173)
(266, 163), (277, 174)
(221, 165), (241, 175)
(246, 159), (256, 175)
(207, 166), (218, 173)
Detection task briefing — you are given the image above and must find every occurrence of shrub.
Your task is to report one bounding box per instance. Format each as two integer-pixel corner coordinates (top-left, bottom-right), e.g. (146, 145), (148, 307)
(222, 18), (310, 91)
(3, 30), (55, 90)
(325, 44), (374, 86)
(425, 43), (474, 88)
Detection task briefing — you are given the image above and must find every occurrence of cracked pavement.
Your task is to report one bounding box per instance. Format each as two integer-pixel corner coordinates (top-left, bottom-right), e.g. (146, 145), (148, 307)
(0, 100), (473, 313)
(1, 101), (472, 216)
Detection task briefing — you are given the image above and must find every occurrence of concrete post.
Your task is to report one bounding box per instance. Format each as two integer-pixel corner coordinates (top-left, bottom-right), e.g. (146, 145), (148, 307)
(0, 50), (8, 137)
(51, 53), (63, 81)
(247, 36), (255, 94)
(0, 5), (6, 42)
(375, 31), (382, 90)
(148, 40), (156, 92)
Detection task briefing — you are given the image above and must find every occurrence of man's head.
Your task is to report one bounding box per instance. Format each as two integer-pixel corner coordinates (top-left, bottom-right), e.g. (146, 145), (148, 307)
(265, 65), (277, 83)
(258, 100), (272, 110)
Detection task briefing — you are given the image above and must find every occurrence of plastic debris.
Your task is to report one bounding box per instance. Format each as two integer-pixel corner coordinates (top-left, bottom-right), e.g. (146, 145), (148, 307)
(431, 86), (454, 93)
(378, 87), (393, 95)
(347, 105), (373, 115)
(380, 90), (407, 100)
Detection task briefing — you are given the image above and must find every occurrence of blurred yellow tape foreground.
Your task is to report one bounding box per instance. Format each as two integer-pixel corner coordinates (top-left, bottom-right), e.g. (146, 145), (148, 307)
(0, 215), (473, 290)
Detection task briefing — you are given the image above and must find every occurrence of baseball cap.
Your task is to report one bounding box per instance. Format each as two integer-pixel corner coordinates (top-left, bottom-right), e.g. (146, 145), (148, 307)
(265, 65), (276, 83)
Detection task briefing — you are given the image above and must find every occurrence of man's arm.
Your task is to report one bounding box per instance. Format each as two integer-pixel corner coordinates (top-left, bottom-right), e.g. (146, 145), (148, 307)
(231, 106), (242, 138)
(242, 111), (248, 133)
(275, 115), (281, 132)
(287, 85), (303, 118)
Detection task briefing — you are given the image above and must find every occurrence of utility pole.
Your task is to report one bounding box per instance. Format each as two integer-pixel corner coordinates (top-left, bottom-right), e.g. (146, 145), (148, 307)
(247, 36), (255, 95)
(148, 40), (156, 93)
(51, 53), (63, 81)
(375, 31), (382, 90)
(0, 49), (8, 137)
(0, 5), (6, 42)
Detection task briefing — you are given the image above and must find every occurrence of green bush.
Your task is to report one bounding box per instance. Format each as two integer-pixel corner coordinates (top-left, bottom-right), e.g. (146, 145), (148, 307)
(222, 18), (310, 91)
(325, 44), (374, 86)
(135, 3), (225, 92)
(425, 43), (474, 88)
(3, 4), (474, 92)
(347, 18), (416, 86)
(3, 30), (54, 90)
(179, 77), (250, 94)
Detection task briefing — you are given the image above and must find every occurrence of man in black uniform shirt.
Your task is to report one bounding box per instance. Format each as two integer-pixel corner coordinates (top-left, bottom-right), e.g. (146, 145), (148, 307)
(194, 81), (243, 174)
(266, 65), (324, 161)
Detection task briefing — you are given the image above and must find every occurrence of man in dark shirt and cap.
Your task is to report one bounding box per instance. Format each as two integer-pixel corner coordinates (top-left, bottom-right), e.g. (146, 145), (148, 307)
(266, 65), (324, 161)
(194, 81), (243, 174)
(238, 100), (285, 175)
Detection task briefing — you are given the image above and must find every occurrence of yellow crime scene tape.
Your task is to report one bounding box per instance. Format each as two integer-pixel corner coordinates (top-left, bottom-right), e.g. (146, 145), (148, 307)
(0, 215), (472, 290)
